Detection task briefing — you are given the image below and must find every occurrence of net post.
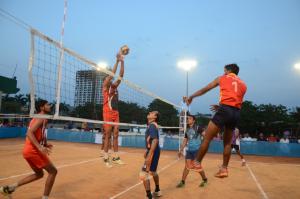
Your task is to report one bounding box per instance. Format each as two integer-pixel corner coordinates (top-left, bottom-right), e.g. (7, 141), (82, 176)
(54, 0), (67, 119)
(28, 29), (36, 116)
(54, 48), (64, 118)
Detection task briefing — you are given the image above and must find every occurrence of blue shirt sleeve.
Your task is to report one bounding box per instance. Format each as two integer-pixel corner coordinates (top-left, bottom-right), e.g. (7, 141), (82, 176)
(149, 124), (158, 139)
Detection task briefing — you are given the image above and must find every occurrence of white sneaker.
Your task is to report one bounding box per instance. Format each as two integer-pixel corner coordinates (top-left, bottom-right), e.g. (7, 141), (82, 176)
(0, 186), (14, 197)
(112, 157), (125, 165)
(152, 190), (162, 197)
(104, 158), (112, 168)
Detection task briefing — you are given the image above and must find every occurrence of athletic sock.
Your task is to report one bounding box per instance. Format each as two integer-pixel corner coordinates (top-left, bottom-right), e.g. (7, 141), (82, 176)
(155, 185), (160, 192)
(113, 151), (119, 158)
(8, 183), (18, 192)
(42, 196), (48, 199)
(104, 152), (108, 160)
(221, 165), (228, 170)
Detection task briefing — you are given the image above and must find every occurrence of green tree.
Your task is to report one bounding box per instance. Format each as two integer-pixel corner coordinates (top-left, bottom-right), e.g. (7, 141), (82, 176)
(118, 101), (147, 124)
(239, 100), (259, 136)
(72, 102), (102, 120)
(148, 99), (179, 127)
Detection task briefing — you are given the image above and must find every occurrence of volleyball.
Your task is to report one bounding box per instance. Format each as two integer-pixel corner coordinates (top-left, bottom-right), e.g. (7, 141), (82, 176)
(120, 45), (129, 55)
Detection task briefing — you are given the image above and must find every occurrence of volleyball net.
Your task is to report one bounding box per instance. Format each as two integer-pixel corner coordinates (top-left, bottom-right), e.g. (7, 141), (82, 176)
(28, 29), (184, 131)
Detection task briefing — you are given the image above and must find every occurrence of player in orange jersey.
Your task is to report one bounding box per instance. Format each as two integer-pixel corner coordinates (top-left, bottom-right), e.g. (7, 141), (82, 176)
(0, 100), (57, 199)
(184, 63), (247, 178)
(102, 45), (129, 167)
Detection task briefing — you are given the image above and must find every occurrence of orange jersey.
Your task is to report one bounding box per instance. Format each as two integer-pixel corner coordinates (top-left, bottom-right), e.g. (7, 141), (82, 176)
(23, 118), (47, 156)
(219, 73), (247, 109)
(102, 84), (119, 112)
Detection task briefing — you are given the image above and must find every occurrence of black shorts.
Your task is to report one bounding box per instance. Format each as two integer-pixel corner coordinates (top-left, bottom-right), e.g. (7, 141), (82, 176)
(231, 144), (240, 151)
(211, 104), (240, 129)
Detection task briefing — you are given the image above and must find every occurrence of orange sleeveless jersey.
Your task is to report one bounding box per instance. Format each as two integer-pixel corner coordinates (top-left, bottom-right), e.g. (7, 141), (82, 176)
(23, 118), (47, 156)
(102, 84), (118, 113)
(219, 73), (247, 109)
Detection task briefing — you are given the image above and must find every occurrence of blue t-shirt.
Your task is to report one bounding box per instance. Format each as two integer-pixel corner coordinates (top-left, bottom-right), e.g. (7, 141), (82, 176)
(145, 123), (160, 151)
(185, 125), (201, 151)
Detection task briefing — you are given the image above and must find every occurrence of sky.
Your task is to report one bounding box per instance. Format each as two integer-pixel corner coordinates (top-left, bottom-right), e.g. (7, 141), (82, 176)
(0, 0), (300, 114)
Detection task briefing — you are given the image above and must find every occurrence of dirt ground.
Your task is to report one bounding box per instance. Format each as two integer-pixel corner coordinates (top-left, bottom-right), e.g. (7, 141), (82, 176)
(1, 138), (300, 199)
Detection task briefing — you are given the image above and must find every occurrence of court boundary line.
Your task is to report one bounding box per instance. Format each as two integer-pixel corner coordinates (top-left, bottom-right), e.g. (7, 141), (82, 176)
(246, 163), (269, 199)
(232, 159), (300, 167)
(0, 158), (100, 181)
(0, 144), (23, 148)
(109, 158), (180, 199)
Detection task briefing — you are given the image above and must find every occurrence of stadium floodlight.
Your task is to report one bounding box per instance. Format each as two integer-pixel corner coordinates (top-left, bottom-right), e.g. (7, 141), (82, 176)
(177, 59), (197, 71)
(177, 59), (197, 96)
(294, 63), (300, 71)
(97, 62), (108, 70)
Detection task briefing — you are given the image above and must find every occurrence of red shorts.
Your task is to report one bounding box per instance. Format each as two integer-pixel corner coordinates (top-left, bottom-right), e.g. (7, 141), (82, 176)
(23, 151), (50, 169)
(103, 110), (119, 128)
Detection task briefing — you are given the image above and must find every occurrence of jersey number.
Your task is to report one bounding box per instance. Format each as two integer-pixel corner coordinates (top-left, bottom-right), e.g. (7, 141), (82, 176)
(232, 81), (238, 92)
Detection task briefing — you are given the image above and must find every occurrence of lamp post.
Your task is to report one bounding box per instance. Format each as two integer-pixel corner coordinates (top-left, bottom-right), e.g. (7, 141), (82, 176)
(177, 59), (197, 148)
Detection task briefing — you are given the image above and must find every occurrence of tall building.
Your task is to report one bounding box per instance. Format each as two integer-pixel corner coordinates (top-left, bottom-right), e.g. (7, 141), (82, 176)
(74, 70), (106, 107)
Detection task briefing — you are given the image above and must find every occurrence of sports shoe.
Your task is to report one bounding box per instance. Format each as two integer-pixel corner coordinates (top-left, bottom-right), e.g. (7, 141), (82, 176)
(146, 194), (153, 199)
(199, 180), (208, 187)
(187, 161), (203, 172)
(104, 158), (112, 168)
(176, 181), (185, 188)
(215, 168), (228, 178)
(152, 190), (162, 197)
(0, 185), (15, 196)
(112, 157), (125, 165)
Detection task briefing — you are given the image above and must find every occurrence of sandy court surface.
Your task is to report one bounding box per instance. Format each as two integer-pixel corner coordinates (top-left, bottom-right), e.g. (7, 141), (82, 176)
(1, 138), (300, 199)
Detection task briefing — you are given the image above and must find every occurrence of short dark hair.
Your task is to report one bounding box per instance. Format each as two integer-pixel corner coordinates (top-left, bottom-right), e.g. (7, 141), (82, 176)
(187, 112), (196, 121)
(35, 99), (48, 113)
(224, 63), (239, 75)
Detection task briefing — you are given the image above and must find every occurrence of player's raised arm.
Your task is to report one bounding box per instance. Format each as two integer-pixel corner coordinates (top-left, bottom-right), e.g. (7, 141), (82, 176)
(103, 56), (120, 90)
(184, 77), (220, 105)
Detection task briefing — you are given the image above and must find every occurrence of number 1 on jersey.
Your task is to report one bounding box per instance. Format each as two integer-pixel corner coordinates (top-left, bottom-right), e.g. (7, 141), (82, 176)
(232, 81), (238, 92)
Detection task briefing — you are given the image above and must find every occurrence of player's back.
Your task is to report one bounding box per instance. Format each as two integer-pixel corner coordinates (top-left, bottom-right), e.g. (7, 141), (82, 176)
(219, 73), (247, 109)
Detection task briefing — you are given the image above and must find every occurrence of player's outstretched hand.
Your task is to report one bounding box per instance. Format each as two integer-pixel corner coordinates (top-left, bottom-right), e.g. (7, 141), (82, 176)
(39, 146), (51, 155)
(183, 96), (193, 105)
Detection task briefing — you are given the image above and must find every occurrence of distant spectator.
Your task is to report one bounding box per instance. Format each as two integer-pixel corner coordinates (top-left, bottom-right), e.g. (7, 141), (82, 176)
(267, 133), (277, 142)
(280, 136), (289, 143)
(242, 133), (253, 141)
(0, 121), (3, 127)
(275, 134), (280, 142)
(257, 133), (267, 141)
(67, 121), (74, 129)
(283, 130), (290, 137)
(289, 136), (298, 143)
(213, 132), (222, 141)
(298, 136), (300, 144)
(81, 122), (87, 131)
